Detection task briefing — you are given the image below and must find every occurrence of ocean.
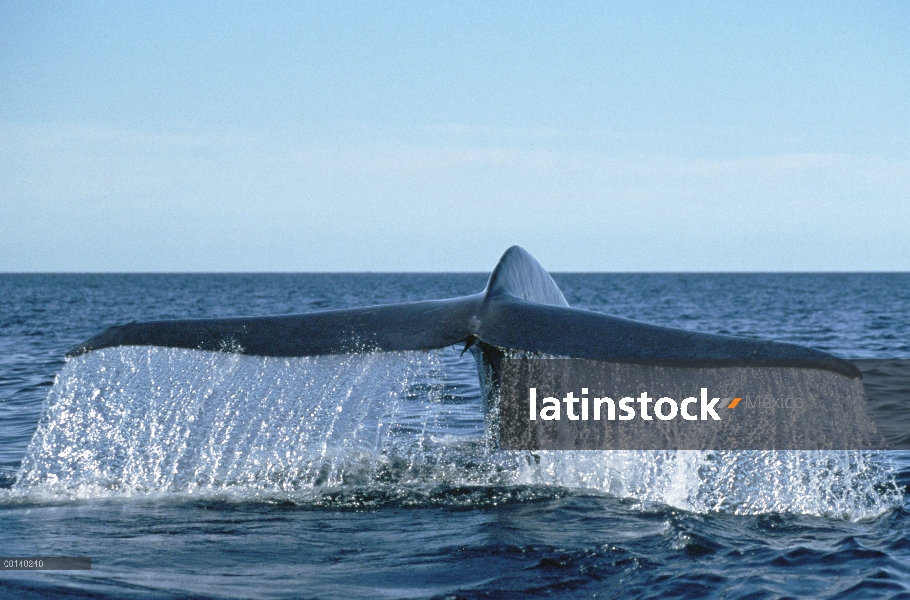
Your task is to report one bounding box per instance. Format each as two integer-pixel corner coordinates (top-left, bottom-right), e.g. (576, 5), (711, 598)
(1, 272), (909, 599)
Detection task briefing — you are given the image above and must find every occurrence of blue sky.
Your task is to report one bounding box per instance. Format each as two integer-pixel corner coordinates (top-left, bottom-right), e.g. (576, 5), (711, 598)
(1, 1), (907, 271)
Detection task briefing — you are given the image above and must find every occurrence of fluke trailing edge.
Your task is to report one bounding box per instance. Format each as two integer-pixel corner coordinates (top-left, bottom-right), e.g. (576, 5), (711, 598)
(68, 246), (860, 379)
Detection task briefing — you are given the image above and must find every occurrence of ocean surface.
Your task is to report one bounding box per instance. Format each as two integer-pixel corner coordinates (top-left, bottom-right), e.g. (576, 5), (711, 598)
(1, 272), (909, 599)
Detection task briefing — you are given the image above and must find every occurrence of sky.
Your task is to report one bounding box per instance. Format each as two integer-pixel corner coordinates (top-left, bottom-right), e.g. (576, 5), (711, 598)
(1, 1), (908, 272)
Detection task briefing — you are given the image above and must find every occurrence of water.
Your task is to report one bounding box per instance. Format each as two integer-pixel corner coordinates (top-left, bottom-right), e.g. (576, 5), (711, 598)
(1, 273), (909, 598)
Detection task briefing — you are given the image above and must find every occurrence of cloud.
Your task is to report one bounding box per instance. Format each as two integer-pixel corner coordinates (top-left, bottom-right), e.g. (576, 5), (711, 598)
(1, 122), (908, 271)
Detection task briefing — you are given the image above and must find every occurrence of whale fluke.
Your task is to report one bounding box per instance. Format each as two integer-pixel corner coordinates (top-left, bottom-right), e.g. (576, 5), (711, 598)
(67, 246), (860, 379)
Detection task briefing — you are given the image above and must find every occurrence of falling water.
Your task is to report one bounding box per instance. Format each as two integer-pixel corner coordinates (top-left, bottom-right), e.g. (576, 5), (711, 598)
(11, 346), (901, 520)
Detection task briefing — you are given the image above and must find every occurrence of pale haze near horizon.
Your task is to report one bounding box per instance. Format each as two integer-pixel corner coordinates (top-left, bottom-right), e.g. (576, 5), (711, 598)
(1, 1), (907, 272)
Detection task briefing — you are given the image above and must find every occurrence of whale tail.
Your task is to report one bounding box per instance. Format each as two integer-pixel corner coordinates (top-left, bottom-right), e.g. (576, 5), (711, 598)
(67, 246), (859, 380)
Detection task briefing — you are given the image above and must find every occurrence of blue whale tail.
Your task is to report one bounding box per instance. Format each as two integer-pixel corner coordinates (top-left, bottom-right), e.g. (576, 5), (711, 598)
(67, 246), (859, 380)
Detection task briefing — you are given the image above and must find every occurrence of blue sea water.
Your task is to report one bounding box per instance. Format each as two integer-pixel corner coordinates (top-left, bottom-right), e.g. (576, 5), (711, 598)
(1, 272), (909, 599)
